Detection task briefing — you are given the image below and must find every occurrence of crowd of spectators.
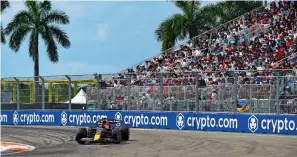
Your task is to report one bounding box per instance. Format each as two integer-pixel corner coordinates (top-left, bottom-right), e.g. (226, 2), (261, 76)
(95, 1), (297, 109)
(86, 1), (297, 113)
(105, 1), (297, 89)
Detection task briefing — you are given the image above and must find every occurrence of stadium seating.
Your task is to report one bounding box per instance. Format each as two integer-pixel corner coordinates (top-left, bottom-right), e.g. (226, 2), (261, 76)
(113, 1), (297, 86)
(94, 1), (297, 112)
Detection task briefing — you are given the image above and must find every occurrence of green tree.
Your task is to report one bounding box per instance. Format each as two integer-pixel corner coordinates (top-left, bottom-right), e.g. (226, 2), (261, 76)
(155, 1), (202, 51)
(206, 1), (262, 24)
(155, 1), (262, 51)
(4, 0), (71, 101)
(1, 0), (10, 44)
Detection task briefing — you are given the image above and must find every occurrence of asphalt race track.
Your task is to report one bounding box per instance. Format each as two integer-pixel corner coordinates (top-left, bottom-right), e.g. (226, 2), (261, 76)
(1, 126), (297, 157)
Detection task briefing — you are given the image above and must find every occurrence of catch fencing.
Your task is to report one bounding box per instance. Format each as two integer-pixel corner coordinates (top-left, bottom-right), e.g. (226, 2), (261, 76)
(1, 70), (297, 114)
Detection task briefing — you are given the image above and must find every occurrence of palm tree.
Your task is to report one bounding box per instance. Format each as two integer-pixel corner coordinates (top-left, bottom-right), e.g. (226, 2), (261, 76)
(155, 1), (203, 51)
(1, 0), (10, 44)
(155, 1), (262, 51)
(4, 0), (71, 102)
(1, 0), (10, 11)
(210, 1), (262, 24)
(155, 18), (179, 51)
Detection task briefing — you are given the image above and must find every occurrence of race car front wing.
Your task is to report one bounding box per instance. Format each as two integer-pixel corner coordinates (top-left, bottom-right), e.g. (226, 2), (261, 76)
(79, 137), (117, 143)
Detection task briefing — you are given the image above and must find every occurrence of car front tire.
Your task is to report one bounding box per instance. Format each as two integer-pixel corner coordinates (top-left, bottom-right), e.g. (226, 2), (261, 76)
(76, 128), (87, 144)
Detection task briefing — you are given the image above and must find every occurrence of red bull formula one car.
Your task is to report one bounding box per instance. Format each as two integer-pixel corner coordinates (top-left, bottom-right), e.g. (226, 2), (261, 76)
(75, 118), (130, 144)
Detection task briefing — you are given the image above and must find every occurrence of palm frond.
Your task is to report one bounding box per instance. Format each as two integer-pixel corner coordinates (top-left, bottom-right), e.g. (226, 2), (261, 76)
(155, 13), (187, 50)
(1, 25), (6, 44)
(39, 0), (51, 19)
(48, 25), (70, 48)
(214, 1), (261, 23)
(156, 0), (203, 50)
(8, 26), (32, 52)
(174, 1), (188, 11)
(174, 1), (200, 21)
(155, 18), (172, 41)
(195, 4), (224, 31)
(4, 11), (33, 35)
(40, 26), (58, 63)
(41, 10), (69, 24)
(25, 0), (38, 15)
(170, 14), (187, 40)
(174, 1), (200, 12)
(39, 0), (51, 12)
(1, 0), (10, 12)
(155, 18), (175, 42)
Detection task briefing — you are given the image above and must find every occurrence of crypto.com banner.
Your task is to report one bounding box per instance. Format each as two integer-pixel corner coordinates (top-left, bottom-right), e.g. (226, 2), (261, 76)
(0, 111), (296, 135)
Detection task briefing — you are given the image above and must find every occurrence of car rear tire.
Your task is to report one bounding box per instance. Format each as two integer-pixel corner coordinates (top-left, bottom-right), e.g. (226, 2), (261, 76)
(76, 128), (87, 144)
(112, 129), (121, 144)
(120, 127), (130, 140)
(116, 131), (122, 144)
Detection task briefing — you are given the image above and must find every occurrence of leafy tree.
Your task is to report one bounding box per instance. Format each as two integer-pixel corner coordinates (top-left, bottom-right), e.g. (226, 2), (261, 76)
(207, 1), (262, 24)
(4, 0), (71, 101)
(1, 0), (10, 11)
(155, 0), (262, 51)
(1, 0), (10, 44)
(155, 1), (202, 51)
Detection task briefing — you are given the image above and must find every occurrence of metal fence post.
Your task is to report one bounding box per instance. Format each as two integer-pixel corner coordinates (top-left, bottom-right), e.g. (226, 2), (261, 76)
(232, 74), (238, 113)
(39, 76), (45, 110)
(13, 77), (20, 110)
(276, 77), (280, 114)
(182, 85), (186, 112)
(249, 77), (252, 113)
(186, 99), (189, 111)
(94, 73), (101, 110)
(127, 74), (131, 111)
(159, 72), (164, 111)
(65, 75), (72, 111)
(195, 72), (199, 112)
(268, 83), (273, 113)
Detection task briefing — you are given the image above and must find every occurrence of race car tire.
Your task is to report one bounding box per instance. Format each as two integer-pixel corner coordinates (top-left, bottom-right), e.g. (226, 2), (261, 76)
(120, 127), (130, 140)
(76, 128), (87, 144)
(112, 129), (121, 144)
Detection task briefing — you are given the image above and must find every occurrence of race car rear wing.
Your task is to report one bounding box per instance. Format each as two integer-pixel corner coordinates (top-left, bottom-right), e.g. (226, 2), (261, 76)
(97, 119), (122, 124)
(108, 119), (122, 124)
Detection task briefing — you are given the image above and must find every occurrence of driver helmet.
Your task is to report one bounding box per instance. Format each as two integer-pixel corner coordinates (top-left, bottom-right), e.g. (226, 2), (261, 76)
(101, 118), (109, 128)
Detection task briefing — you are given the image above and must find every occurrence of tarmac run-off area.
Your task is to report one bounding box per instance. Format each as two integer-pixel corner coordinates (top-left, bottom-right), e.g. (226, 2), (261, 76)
(1, 126), (297, 157)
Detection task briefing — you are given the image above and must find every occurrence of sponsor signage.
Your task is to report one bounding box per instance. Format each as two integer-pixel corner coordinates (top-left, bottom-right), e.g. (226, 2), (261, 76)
(0, 111), (296, 135)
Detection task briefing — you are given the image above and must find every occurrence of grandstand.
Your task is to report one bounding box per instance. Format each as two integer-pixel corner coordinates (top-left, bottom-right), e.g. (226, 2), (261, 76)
(1, 1), (297, 114)
(119, 1), (297, 84)
(96, 0), (297, 113)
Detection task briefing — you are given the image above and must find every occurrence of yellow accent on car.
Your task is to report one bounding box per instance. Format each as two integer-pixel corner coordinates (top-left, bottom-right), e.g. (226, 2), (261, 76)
(94, 134), (100, 140)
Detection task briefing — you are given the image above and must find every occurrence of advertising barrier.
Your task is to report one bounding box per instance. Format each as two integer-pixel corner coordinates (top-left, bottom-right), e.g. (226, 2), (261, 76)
(0, 111), (296, 135)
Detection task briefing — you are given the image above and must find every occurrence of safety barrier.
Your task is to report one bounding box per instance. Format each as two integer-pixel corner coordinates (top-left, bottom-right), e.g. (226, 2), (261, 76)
(0, 111), (296, 135)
